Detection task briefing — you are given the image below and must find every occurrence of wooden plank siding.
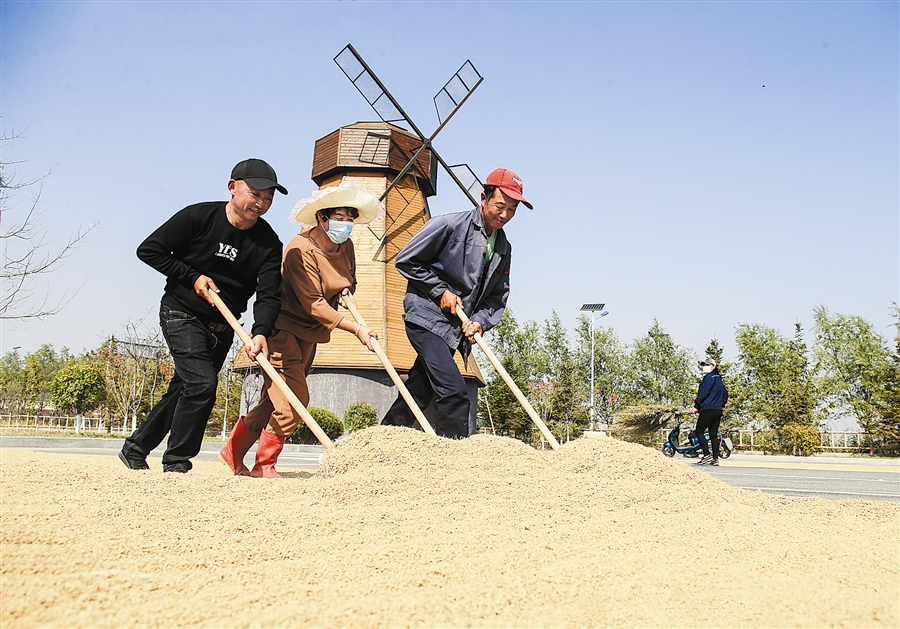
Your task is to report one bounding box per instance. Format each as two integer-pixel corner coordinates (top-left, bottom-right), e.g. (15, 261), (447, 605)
(311, 122), (436, 196)
(311, 130), (340, 181)
(383, 176), (428, 372)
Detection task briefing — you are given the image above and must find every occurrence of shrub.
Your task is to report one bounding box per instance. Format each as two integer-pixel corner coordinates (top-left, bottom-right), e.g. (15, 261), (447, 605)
(756, 429), (780, 454)
(344, 401), (378, 432)
(781, 423), (819, 456)
(756, 425), (819, 456)
(289, 406), (344, 444)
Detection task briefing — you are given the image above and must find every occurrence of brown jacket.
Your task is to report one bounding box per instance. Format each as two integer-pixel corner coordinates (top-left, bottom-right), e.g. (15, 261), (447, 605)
(273, 228), (356, 344)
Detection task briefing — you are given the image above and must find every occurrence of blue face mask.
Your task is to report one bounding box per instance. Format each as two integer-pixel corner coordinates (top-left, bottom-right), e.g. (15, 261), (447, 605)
(325, 219), (353, 244)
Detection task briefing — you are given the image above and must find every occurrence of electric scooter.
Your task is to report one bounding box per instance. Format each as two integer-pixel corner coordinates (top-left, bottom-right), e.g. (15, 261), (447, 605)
(662, 420), (733, 459)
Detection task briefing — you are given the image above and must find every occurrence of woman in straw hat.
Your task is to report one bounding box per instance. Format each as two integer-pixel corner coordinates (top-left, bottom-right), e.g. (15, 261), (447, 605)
(219, 181), (383, 478)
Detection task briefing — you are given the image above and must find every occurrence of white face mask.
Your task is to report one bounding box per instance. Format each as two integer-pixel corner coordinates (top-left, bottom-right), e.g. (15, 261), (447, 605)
(325, 219), (354, 244)
(702, 365), (714, 374)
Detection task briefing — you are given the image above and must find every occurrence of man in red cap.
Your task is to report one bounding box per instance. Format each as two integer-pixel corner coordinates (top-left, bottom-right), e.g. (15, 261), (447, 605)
(382, 168), (532, 438)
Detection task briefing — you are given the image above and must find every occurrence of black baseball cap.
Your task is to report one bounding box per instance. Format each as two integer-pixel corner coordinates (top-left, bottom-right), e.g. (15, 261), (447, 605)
(231, 158), (288, 195)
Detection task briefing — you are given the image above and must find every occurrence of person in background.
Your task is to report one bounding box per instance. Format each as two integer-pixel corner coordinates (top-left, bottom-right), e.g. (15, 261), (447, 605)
(692, 358), (728, 466)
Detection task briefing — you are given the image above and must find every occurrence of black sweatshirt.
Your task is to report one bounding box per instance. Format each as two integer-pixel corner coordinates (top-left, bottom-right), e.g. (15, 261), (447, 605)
(137, 202), (283, 337)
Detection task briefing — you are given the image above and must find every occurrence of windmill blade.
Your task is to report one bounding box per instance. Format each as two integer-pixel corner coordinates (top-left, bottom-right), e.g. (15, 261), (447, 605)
(334, 44), (424, 137)
(374, 58), (483, 207)
(431, 151), (481, 207)
(434, 61), (483, 125)
(447, 164), (483, 201)
(335, 43), (483, 208)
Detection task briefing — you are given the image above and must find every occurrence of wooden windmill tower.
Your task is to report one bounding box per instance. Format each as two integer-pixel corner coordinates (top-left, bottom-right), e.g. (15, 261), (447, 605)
(300, 44), (488, 431)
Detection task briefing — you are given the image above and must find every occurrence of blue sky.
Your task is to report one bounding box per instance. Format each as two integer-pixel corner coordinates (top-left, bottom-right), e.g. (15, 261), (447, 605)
(1, 1), (897, 364)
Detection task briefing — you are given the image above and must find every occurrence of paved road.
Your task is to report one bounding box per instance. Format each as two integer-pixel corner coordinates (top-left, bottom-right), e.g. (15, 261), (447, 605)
(672, 452), (900, 502)
(0, 436), (324, 471)
(3, 437), (898, 502)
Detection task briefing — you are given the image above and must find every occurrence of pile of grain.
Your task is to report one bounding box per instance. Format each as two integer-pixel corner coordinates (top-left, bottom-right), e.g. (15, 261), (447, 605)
(2, 426), (897, 627)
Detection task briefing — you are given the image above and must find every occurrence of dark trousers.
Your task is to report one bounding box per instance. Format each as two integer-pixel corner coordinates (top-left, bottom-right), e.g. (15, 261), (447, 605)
(382, 323), (470, 439)
(123, 305), (232, 467)
(696, 409), (723, 459)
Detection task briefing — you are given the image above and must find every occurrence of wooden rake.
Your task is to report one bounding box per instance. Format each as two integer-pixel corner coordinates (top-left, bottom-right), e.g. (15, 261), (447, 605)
(456, 306), (560, 450)
(209, 291), (334, 449)
(341, 293), (436, 436)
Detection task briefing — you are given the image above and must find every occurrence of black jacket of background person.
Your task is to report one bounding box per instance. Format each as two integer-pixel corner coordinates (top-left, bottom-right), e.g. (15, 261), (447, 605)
(694, 369), (728, 412)
(137, 202), (283, 338)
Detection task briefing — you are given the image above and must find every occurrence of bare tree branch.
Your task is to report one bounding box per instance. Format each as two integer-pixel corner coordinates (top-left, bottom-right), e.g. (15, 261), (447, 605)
(0, 130), (100, 320)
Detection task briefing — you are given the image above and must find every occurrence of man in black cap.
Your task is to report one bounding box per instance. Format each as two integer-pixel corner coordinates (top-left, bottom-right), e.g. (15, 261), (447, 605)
(120, 159), (287, 473)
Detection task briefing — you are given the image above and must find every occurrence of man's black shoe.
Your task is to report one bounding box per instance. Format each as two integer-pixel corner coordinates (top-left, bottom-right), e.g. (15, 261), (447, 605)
(163, 462), (191, 474)
(118, 450), (149, 470)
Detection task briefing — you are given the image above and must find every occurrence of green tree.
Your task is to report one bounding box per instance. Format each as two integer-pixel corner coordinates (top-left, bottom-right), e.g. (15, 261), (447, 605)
(49, 362), (106, 419)
(538, 312), (587, 442)
(625, 319), (695, 407)
(703, 338), (732, 381)
(813, 306), (892, 441)
(290, 406), (343, 444)
(877, 309), (900, 445)
(0, 350), (26, 412)
(732, 322), (818, 431)
(23, 344), (71, 413)
(477, 309), (535, 441)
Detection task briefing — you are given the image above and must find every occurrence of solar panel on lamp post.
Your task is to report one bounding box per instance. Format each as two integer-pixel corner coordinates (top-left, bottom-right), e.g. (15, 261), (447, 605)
(580, 303), (609, 431)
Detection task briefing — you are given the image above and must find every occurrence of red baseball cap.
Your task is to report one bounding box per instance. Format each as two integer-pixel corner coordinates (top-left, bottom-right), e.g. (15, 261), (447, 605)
(485, 168), (533, 210)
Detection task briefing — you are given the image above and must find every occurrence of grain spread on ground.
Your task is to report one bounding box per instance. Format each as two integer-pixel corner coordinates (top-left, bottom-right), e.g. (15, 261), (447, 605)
(2, 426), (897, 628)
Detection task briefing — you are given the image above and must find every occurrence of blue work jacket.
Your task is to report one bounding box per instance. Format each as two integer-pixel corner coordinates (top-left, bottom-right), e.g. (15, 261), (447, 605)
(396, 207), (512, 357)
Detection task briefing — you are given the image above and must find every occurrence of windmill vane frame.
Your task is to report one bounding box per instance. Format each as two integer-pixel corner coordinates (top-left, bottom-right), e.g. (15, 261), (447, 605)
(334, 43), (485, 214)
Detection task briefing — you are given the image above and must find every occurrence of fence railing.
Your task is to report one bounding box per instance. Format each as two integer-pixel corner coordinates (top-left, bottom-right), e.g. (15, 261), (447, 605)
(4, 415), (897, 455)
(484, 426), (897, 455)
(0, 413), (135, 434)
(727, 429), (898, 454)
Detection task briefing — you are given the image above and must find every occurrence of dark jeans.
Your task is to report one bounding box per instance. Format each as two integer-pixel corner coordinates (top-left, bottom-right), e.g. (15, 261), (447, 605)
(123, 305), (233, 467)
(696, 409), (723, 459)
(382, 323), (470, 439)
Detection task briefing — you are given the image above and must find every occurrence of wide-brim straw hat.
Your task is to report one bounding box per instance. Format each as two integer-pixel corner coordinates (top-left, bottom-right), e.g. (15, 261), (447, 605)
(289, 182), (385, 227)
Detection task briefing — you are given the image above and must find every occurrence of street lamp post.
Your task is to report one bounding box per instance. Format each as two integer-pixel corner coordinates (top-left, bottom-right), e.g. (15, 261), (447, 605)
(580, 303), (608, 431)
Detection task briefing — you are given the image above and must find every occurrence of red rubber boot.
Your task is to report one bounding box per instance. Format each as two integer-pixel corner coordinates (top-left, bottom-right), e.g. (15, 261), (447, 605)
(219, 416), (259, 476)
(250, 430), (285, 479)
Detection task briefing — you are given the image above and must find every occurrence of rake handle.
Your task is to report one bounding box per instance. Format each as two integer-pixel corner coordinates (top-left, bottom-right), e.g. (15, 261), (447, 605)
(342, 294), (436, 436)
(456, 306), (560, 450)
(208, 291), (334, 449)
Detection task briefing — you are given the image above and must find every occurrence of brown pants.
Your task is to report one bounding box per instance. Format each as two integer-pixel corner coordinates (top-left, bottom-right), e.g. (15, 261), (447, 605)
(244, 329), (317, 437)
